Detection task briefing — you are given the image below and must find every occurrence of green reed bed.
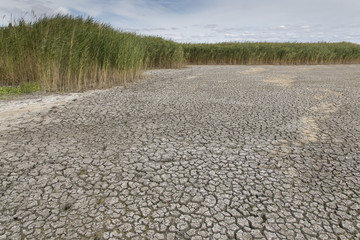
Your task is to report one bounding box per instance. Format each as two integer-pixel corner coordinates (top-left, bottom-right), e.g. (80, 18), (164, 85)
(1, 15), (360, 93)
(0, 15), (185, 91)
(183, 42), (360, 65)
(143, 36), (184, 69)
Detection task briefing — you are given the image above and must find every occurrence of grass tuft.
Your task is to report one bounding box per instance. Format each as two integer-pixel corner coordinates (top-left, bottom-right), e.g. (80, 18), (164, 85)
(0, 82), (41, 97)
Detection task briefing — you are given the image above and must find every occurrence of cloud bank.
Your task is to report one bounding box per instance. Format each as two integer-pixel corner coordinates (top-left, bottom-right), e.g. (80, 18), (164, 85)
(1, 0), (359, 43)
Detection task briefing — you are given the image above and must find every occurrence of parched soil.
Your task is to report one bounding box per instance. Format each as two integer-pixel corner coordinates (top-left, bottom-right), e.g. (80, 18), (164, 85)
(1, 65), (360, 239)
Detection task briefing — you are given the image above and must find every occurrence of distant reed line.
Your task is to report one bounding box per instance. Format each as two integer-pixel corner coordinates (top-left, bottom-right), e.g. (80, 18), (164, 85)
(183, 42), (360, 65)
(1, 15), (359, 91)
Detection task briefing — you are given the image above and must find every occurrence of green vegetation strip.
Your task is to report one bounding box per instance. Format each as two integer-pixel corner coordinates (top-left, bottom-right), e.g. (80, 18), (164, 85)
(1, 15), (360, 92)
(0, 83), (41, 97)
(183, 42), (360, 65)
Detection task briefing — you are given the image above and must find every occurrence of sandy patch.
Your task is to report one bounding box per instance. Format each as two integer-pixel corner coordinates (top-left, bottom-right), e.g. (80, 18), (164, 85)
(0, 92), (90, 132)
(311, 102), (337, 114)
(319, 88), (342, 96)
(238, 67), (268, 74)
(313, 94), (325, 101)
(314, 89), (342, 100)
(264, 75), (296, 87)
(187, 85), (199, 91)
(298, 67), (312, 71)
(299, 117), (319, 142)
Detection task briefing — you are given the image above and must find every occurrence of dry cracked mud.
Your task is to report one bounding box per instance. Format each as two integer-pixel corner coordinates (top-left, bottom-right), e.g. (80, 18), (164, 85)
(1, 65), (360, 239)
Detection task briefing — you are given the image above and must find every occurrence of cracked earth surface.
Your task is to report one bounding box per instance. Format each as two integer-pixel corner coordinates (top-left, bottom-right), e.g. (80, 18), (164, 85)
(1, 65), (360, 239)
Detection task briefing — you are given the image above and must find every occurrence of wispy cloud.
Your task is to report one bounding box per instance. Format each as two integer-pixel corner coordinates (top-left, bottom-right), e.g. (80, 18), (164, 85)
(1, 0), (359, 43)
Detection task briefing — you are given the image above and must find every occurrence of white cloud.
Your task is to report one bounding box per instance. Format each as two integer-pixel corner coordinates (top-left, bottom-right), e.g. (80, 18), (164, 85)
(53, 7), (71, 15)
(0, 0), (359, 43)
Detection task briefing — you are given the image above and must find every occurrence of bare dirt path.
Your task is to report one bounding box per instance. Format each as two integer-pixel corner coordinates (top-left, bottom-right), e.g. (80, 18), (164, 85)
(1, 65), (360, 239)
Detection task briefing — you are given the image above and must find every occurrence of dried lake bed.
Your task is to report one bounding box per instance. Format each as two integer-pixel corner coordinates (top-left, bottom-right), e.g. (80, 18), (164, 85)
(1, 65), (360, 239)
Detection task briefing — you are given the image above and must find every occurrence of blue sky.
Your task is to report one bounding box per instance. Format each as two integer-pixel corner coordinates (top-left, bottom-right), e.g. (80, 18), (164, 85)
(1, 0), (360, 43)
